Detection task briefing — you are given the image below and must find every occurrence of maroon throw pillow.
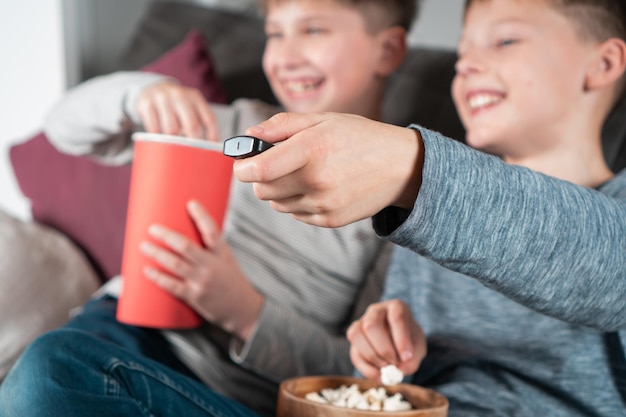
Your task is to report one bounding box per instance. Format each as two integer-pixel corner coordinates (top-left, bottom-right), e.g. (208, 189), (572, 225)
(142, 29), (227, 104)
(10, 29), (227, 282)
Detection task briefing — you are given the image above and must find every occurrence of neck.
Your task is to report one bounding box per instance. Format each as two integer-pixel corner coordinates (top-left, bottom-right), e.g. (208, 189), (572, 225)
(502, 95), (616, 187)
(503, 129), (614, 188)
(358, 85), (385, 121)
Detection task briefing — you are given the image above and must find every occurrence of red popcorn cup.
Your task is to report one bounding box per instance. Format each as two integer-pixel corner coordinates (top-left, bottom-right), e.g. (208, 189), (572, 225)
(116, 132), (233, 329)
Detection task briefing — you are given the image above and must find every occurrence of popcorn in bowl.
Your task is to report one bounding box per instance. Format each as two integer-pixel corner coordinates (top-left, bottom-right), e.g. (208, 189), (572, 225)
(305, 383), (412, 411)
(304, 365), (411, 412)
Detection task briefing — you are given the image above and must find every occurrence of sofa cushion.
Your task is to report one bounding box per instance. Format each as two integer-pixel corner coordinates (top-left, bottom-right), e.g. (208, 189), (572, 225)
(10, 29), (228, 282)
(602, 96), (626, 173)
(116, 1), (277, 105)
(383, 47), (465, 142)
(0, 210), (99, 381)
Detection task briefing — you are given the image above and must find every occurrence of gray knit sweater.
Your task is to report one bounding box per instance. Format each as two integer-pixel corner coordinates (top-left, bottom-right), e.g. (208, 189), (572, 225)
(374, 127), (626, 417)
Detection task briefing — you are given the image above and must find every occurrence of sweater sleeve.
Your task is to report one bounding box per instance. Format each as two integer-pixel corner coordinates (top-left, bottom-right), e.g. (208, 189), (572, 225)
(229, 299), (353, 380)
(42, 71), (242, 165)
(375, 126), (626, 331)
(43, 71), (171, 165)
(228, 243), (390, 382)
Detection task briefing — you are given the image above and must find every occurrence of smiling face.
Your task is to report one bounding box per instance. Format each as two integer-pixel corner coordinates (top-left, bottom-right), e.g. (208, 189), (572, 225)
(451, 0), (600, 159)
(262, 0), (394, 117)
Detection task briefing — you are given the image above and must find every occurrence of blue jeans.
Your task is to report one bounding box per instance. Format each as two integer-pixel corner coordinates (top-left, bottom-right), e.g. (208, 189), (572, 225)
(0, 296), (261, 417)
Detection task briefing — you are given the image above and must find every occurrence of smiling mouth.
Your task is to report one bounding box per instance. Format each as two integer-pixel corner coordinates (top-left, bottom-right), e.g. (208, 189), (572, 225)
(468, 93), (503, 111)
(283, 79), (324, 94)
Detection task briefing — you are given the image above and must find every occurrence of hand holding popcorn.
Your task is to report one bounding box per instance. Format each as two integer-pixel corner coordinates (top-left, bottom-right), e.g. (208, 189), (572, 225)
(347, 299), (426, 382)
(137, 80), (220, 141)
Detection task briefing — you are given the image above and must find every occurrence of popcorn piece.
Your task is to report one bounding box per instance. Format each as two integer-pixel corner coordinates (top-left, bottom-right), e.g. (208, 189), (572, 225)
(383, 393), (412, 412)
(380, 364), (404, 386)
(305, 392), (328, 404)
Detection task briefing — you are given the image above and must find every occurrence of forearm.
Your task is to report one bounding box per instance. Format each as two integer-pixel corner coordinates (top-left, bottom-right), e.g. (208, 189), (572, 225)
(229, 299), (353, 382)
(376, 126), (626, 330)
(43, 71), (169, 164)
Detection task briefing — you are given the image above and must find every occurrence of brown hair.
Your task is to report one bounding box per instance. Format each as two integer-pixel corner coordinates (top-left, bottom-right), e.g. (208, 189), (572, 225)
(464, 0), (626, 42)
(257, 0), (421, 33)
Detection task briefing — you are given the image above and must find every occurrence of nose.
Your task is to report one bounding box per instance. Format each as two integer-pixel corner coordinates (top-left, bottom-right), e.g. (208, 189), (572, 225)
(455, 50), (485, 77)
(270, 36), (305, 69)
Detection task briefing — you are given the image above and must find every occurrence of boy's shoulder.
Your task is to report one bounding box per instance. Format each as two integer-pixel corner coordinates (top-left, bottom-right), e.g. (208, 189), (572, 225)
(227, 98), (283, 133)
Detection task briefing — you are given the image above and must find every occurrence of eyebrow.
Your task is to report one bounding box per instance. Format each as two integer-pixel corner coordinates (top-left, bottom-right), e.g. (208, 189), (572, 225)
(267, 11), (344, 25)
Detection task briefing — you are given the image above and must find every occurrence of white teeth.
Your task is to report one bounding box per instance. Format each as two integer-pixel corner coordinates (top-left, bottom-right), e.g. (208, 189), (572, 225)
(284, 80), (321, 93)
(468, 93), (502, 110)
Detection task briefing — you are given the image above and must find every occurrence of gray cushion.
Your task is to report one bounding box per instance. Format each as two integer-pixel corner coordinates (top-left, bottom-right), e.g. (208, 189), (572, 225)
(116, 2), (276, 105)
(383, 47), (465, 141)
(0, 210), (99, 381)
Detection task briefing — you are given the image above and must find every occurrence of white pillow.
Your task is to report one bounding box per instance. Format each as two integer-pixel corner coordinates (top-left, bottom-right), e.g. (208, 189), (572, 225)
(0, 210), (99, 381)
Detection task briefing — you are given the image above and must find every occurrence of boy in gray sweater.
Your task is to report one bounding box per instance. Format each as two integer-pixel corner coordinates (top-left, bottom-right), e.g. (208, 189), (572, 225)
(234, 0), (626, 415)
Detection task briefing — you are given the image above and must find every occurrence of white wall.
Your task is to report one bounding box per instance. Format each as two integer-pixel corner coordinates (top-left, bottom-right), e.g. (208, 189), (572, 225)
(0, 0), (66, 220)
(0, 0), (464, 221)
(410, 0), (464, 50)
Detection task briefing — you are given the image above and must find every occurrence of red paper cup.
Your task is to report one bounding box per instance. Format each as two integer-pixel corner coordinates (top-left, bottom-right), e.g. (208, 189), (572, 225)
(116, 132), (233, 329)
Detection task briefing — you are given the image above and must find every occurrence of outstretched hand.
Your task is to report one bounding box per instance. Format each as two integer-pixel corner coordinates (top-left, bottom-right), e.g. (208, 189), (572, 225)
(346, 299), (426, 383)
(136, 80), (220, 141)
(139, 200), (263, 341)
(233, 112), (424, 228)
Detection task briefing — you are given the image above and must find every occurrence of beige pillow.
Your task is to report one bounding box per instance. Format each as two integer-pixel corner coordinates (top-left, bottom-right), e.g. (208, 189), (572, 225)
(0, 210), (99, 381)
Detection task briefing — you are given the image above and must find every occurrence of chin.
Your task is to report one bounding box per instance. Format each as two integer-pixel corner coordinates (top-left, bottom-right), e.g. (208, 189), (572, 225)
(465, 131), (500, 153)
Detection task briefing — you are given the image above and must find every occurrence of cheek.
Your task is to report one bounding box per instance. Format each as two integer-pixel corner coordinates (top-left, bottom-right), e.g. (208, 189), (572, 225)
(261, 51), (274, 79)
(318, 37), (374, 78)
(450, 78), (469, 122)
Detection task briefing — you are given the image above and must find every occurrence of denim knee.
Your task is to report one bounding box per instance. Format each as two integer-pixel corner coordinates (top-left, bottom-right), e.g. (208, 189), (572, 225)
(0, 329), (97, 416)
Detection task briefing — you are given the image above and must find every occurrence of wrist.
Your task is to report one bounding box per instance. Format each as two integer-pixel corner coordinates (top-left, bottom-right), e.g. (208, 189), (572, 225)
(232, 290), (264, 342)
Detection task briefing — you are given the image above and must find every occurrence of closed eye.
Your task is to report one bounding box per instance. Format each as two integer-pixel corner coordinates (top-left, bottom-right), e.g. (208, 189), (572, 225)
(266, 31), (283, 40)
(496, 38), (519, 48)
(305, 26), (326, 35)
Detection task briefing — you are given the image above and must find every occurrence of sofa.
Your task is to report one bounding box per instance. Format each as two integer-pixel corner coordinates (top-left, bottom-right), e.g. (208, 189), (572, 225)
(2, 0), (626, 382)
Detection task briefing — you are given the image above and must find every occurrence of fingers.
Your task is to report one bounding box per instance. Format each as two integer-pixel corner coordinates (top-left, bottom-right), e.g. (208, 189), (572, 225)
(387, 300), (417, 363)
(138, 101), (162, 134)
(194, 100), (220, 141)
(140, 201), (221, 278)
(347, 300), (424, 381)
(349, 344), (381, 380)
(233, 134), (312, 185)
(137, 91), (181, 135)
(234, 112), (330, 184)
(348, 303), (402, 366)
(140, 239), (195, 279)
(171, 91), (218, 139)
(245, 112), (327, 143)
(143, 265), (189, 299)
(137, 81), (219, 140)
(187, 200), (220, 249)
(144, 223), (206, 267)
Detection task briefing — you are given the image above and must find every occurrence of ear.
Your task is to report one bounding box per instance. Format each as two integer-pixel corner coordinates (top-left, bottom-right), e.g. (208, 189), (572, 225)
(374, 26), (408, 77)
(585, 37), (626, 91)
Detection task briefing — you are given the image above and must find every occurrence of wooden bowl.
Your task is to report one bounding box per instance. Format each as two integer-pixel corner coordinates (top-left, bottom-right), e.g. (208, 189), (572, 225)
(276, 375), (448, 417)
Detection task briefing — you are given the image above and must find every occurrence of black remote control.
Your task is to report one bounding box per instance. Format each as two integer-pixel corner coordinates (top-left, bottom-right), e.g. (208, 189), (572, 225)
(223, 135), (274, 159)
